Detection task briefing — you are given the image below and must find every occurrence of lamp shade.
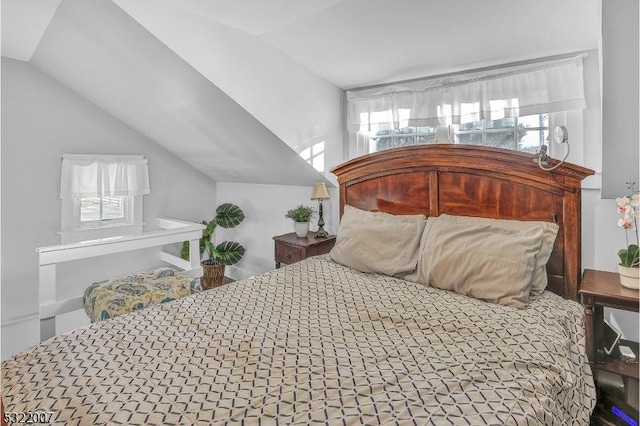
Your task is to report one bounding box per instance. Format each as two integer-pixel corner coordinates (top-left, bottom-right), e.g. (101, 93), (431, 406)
(311, 182), (330, 200)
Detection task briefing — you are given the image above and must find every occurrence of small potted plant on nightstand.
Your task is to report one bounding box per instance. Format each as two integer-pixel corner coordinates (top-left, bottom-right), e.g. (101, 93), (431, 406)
(181, 203), (246, 290)
(285, 205), (316, 238)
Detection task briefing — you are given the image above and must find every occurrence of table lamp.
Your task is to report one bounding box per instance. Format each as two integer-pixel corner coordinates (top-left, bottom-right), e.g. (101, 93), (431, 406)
(311, 182), (330, 238)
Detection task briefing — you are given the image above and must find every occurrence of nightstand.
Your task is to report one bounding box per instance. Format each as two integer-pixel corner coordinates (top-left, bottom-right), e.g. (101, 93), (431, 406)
(273, 233), (336, 268)
(580, 269), (639, 423)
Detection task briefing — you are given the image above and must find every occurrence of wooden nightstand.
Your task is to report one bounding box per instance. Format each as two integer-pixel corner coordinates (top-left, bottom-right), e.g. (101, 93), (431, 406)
(273, 233), (336, 268)
(580, 269), (639, 423)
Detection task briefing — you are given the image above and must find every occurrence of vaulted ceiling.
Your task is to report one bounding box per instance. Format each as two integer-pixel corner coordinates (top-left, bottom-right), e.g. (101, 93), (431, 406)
(1, 0), (600, 184)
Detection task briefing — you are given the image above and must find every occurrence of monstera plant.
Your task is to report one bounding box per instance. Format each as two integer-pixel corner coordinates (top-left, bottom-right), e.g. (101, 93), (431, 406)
(181, 203), (246, 289)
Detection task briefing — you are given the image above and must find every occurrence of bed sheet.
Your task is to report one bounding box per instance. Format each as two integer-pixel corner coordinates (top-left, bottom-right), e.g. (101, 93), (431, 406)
(2, 255), (595, 425)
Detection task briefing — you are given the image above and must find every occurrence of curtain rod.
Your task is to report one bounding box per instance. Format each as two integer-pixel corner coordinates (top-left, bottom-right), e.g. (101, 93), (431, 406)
(61, 154), (145, 161)
(347, 50), (591, 93)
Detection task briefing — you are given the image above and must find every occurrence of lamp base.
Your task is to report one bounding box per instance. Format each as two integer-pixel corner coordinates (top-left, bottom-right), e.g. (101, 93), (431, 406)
(315, 199), (329, 238)
(315, 227), (329, 238)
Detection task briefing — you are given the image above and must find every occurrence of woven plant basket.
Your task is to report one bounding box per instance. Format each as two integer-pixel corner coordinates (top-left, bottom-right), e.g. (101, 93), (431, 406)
(202, 263), (225, 290)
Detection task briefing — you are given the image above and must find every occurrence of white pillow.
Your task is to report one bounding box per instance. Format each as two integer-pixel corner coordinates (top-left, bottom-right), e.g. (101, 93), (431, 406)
(330, 205), (427, 276)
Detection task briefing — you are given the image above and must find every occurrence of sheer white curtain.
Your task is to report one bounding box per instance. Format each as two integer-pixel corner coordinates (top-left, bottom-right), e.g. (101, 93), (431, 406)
(346, 55), (586, 133)
(60, 155), (150, 199)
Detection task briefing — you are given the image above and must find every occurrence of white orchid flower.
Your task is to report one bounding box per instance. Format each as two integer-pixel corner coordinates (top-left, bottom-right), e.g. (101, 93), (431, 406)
(618, 204), (632, 215)
(618, 218), (634, 229)
(616, 196), (630, 206)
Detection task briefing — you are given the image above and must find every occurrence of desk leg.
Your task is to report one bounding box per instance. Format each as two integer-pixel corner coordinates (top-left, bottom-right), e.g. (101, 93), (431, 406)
(582, 293), (596, 362)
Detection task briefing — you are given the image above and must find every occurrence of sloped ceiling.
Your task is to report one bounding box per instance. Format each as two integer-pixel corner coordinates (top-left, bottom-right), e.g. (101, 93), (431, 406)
(1, 0), (600, 184)
(116, 0), (599, 89)
(26, 0), (330, 185)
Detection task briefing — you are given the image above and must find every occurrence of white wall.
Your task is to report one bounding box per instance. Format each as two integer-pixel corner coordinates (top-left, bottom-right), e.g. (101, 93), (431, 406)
(600, 0), (639, 197)
(215, 182), (339, 280)
(1, 58), (217, 359)
(112, 0), (345, 181)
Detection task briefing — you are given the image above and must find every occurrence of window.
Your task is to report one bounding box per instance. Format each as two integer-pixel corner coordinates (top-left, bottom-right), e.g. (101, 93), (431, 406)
(452, 114), (548, 154)
(300, 141), (325, 172)
(346, 55), (585, 159)
(79, 196), (128, 225)
(60, 154), (150, 242)
(361, 114), (548, 155)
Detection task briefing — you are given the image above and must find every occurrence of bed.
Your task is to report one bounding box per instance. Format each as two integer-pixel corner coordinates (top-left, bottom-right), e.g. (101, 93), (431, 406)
(2, 145), (596, 425)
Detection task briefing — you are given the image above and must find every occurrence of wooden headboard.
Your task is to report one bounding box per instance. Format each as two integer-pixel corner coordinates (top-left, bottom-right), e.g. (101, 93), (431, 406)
(331, 145), (594, 301)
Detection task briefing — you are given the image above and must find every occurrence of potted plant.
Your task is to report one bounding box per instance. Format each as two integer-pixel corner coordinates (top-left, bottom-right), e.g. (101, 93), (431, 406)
(285, 205), (316, 237)
(616, 182), (639, 289)
(181, 203), (246, 290)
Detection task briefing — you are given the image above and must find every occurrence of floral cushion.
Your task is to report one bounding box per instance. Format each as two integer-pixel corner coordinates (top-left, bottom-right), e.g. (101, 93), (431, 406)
(83, 268), (201, 323)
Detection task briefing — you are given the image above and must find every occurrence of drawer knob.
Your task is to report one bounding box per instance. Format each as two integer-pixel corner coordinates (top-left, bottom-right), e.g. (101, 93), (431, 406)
(286, 253), (291, 259)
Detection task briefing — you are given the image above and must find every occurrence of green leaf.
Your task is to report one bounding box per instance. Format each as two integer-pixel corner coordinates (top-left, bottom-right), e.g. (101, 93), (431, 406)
(629, 244), (640, 267)
(215, 203), (245, 229)
(181, 204), (245, 263)
(203, 220), (217, 238)
(618, 244), (640, 268)
(180, 241), (190, 260)
(203, 240), (215, 259)
(285, 205), (316, 222)
(212, 241), (246, 265)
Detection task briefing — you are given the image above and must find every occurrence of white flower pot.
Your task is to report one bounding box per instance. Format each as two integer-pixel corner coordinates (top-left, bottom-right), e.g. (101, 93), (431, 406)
(618, 264), (640, 290)
(294, 222), (309, 238)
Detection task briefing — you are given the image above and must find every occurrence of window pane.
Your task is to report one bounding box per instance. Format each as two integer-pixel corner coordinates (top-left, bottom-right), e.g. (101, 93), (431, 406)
(299, 147), (311, 160)
(101, 197), (124, 220)
(80, 198), (101, 222)
(367, 126), (439, 153)
(312, 154), (324, 172)
(455, 132), (483, 144)
(519, 114), (548, 128)
(485, 131), (515, 149)
(80, 197), (124, 222)
(451, 113), (548, 153)
(486, 117), (515, 130)
(394, 135), (416, 147)
(416, 134), (437, 144)
(518, 129), (548, 153)
(458, 121), (483, 132)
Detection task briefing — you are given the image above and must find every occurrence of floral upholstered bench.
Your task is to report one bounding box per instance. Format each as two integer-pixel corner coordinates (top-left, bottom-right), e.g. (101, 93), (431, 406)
(83, 267), (202, 323)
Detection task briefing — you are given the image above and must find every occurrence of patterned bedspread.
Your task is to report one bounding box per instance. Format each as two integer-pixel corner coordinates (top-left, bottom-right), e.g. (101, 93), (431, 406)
(2, 256), (595, 425)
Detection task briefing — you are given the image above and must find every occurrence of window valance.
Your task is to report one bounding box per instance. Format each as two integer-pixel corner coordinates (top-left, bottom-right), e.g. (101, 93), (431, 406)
(346, 55), (586, 132)
(60, 155), (150, 199)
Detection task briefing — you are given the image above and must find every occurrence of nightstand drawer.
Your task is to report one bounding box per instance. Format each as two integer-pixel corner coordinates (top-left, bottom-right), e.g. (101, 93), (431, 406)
(275, 243), (304, 265)
(273, 233), (336, 268)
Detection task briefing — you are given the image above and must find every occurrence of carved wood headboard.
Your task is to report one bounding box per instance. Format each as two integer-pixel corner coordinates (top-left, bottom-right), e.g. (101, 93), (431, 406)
(331, 145), (594, 301)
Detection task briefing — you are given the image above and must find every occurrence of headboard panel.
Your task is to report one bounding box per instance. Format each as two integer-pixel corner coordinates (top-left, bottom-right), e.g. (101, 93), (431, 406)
(331, 145), (594, 301)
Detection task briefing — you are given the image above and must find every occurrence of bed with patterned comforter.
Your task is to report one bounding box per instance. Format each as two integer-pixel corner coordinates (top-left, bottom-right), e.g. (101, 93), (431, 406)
(1, 255), (595, 425)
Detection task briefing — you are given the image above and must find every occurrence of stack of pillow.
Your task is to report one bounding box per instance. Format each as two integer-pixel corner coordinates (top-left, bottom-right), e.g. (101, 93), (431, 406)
(330, 205), (559, 308)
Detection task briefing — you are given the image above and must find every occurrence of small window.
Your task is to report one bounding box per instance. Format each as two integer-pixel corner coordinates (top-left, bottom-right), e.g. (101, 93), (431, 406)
(300, 141), (325, 172)
(79, 196), (128, 226)
(60, 154), (149, 242)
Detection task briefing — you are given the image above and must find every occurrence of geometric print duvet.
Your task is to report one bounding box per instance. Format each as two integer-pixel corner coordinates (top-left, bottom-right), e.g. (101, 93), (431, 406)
(1, 255), (596, 425)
